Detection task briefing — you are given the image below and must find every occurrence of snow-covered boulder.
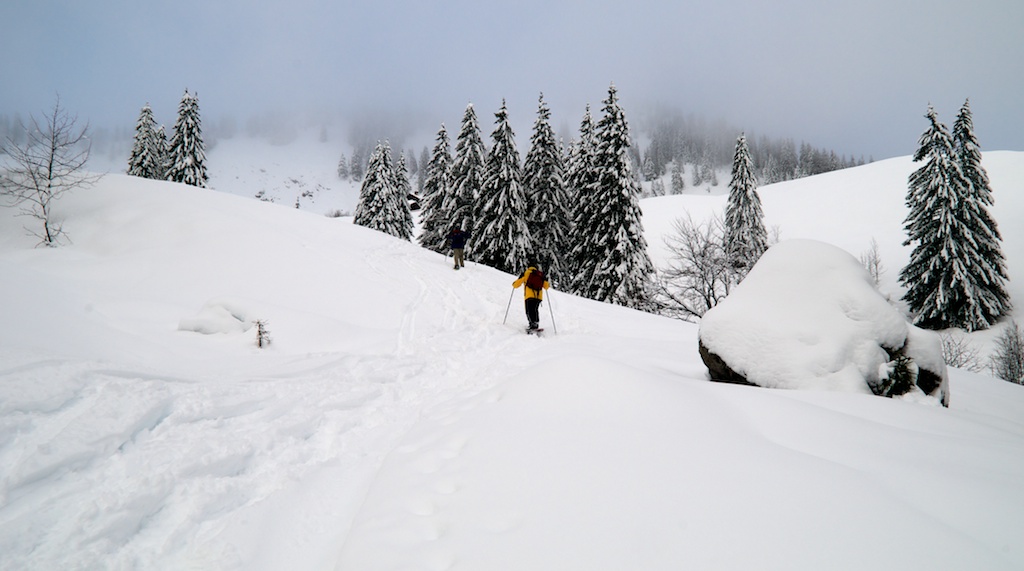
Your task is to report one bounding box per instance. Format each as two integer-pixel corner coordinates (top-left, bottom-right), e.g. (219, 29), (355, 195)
(698, 239), (949, 406)
(178, 298), (255, 335)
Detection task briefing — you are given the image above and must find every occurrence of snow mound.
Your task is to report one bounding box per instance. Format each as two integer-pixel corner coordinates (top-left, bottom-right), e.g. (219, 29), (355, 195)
(178, 298), (255, 335)
(699, 239), (948, 405)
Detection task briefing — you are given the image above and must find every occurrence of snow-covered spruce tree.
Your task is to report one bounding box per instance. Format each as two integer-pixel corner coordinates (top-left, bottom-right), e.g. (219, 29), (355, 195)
(353, 141), (412, 240)
(166, 89), (208, 187)
(564, 104), (599, 294)
(900, 105), (1008, 331)
(393, 151), (416, 238)
(417, 124), (453, 253)
(153, 124), (169, 180)
(449, 103), (487, 238)
(670, 158), (685, 194)
(417, 146), (430, 192)
(127, 104), (164, 179)
(951, 99), (1012, 326)
(406, 151), (419, 180)
(691, 158), (704, 187)
(724, 133), (767, 278)
(523, 93), (570, 284)
(336, 152), (349, 180)
(575, 84), (654, 309)
(650, 178), (666, 197)
(473, 100), (532, 275)
(350, 148), (364, 181)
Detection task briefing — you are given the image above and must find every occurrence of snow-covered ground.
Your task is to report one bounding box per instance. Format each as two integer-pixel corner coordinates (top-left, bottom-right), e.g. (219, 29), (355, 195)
(2, 138), (1023, 570)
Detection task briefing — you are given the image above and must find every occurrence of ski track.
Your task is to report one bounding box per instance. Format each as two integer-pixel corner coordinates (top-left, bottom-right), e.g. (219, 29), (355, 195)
(0, 247), (566, 569)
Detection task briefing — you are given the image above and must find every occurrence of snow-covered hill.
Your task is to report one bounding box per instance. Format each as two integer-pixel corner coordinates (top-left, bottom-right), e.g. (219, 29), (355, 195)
(206, 132), (362, 216)
(1, 146), (1023, 570)
(643, 152), (1024, 306)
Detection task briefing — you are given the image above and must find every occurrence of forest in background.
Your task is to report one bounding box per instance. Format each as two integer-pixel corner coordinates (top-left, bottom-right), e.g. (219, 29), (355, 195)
(0, 103), (867, 189)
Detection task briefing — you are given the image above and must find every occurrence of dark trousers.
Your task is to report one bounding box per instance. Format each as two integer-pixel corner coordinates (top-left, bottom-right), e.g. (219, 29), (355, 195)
(525, 298), (541, 328)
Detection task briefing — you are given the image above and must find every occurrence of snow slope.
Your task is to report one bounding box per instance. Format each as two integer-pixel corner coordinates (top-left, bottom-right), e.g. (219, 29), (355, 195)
(206, 132), (362, 216)
(1, 149), (1023, 570)
(644, 152), (1024, 306)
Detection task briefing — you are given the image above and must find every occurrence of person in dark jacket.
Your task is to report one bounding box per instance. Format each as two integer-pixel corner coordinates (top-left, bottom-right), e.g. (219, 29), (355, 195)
(512, 259), (550, 330)
(447, 226), (470, 270)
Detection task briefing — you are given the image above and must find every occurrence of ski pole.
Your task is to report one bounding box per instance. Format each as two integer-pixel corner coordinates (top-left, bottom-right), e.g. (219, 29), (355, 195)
(502, 287), (515, 324)
(547, 290), (557, 334)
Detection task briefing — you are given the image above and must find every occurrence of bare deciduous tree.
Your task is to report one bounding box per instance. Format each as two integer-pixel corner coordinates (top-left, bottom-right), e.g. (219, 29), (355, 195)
(860, 237), (885, 285)
(939, 332), (983, 372)
(990, 320), (1024, 384)
(0, 97), (100, 246)
(654, 214), (734, 321)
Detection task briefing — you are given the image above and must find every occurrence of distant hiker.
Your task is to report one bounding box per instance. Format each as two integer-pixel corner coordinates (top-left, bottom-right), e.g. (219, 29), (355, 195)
(512, 260), (550, 331)
(447, 226), (470, 270)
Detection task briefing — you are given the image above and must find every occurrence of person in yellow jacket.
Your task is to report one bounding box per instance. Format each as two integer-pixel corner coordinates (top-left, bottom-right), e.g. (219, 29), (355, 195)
(512, 259), (550, 331)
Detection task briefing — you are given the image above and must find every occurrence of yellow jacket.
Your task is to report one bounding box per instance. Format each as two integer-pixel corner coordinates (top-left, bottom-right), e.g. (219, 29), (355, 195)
(513, 267), (550, 300)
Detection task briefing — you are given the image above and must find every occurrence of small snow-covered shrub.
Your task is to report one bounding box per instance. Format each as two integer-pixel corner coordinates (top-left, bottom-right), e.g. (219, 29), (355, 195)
(254, 319), (271, 348)
(872, 354), (916, 398)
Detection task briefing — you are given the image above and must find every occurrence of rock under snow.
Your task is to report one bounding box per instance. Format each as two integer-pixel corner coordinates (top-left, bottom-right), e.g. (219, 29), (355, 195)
(698, 239), (949, 406)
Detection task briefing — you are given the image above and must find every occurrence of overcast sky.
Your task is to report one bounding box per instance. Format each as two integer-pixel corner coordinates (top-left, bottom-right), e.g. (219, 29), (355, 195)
(2, 0), (1021, 159)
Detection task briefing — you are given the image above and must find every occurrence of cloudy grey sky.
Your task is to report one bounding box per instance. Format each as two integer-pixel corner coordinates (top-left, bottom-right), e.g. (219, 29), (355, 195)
(2, 0), (1021, 159)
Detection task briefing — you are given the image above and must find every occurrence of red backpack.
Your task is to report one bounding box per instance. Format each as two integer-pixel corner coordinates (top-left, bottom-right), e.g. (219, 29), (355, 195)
(525, 268), (545, 292)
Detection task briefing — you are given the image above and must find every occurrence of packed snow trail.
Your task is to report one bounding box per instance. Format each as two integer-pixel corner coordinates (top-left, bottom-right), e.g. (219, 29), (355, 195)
(0, 181), (631, 569)
(0, 179), (574, 569)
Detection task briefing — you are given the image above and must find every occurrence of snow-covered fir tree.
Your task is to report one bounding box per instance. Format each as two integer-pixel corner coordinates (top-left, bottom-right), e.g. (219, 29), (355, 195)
(759, 154), (780, 184)
(523, 93), (570, 283)
(127, 104), (164, 179)
(417, 125), (453, 253)
(165, 90), (208, 188)
(724, 133), (767, 277)
(642, 153), (656, 182)
(417, 147), (430, 192)
(951, 99), (1012, 327)
(564, 104), (600, 294)
(393, 151), (416, 238)
(650, 178), (666, 197)
(691, 158), (704, 187)
(350, 148), (365, 181)
(353, 141), (412, 240)
(473, 100), (532, 275)
(670, 159), (685, 194)
(153, 125), (168, 180)
(900, 104), (1011, 331)
(448, 103), (487, 237)
(406, 151), (419, 180)
(336, 152), (349, 180)
(575, 84), (654, 309)
(629, 145), (643, 183)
